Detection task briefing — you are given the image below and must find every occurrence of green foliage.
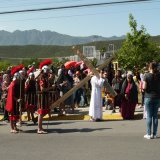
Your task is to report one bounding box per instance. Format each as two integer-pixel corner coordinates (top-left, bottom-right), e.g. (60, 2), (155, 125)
(0, 60), (11, 71)
(53, 58), (68, 69)
(21, 58), (41, 68)
(0, 45), (74, 58)
(100, 47), (107, 57)
(117, 14), (160, 70)
(91, 58), (98, 67)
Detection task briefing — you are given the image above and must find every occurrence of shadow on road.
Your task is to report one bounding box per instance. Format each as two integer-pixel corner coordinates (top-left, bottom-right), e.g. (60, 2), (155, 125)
(48, 127), (112, 133)
(26, 121), (74, 126)
(23, 127), (112, 134)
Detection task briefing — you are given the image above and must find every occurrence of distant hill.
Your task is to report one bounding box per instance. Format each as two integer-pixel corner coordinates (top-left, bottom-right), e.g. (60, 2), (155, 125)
(0, 39), (124, 59)
(0, 30), (125, 46)
(0, 31), (159, 64)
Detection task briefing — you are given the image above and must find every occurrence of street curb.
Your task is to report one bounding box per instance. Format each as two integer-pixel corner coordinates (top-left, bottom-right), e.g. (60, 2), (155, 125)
(0, 113), (123, 121)
(23, 112), (123, 121)
(2, 112), (159, 121)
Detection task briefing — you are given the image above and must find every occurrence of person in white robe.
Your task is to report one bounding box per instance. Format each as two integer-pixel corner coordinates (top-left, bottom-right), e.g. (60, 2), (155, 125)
(89, 71), (104, 121)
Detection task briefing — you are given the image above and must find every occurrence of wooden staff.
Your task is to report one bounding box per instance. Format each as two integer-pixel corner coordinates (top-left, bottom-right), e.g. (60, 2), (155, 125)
(19, 78), (22, 128)
(50, 54), (116, 109)
(33, 93), (36, 106)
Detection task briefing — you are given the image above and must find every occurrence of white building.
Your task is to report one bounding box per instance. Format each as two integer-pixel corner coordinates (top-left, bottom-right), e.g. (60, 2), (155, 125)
(58, 45), (115, 63)
(69, 55), (80, 61)
(83, 46), (101, 60)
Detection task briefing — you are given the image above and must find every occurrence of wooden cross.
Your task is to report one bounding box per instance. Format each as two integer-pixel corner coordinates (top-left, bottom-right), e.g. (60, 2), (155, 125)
(50, 51), (117, 109)
(76, 49), (100, 78)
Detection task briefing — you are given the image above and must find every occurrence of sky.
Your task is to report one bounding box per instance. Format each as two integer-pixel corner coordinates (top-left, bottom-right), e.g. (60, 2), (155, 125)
(0, 0), (159, 37)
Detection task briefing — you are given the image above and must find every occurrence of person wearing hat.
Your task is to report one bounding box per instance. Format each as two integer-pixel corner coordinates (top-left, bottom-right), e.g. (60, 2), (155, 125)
(5, 64), (24, 133)
(37, 59), (53, 134)
(25, 66), (37, 124)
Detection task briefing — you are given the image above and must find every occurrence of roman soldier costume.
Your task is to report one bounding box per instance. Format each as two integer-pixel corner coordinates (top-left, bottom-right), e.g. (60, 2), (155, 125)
(37, 59), (52, 115)
(37, 59), (53, 134)
(5, 64), (24, 133)
(25, 66), (37, 123)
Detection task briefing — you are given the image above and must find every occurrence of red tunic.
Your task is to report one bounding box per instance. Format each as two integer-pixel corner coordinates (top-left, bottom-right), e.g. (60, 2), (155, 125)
(5, 81), (16, 113)
(5, 80), (20, 121)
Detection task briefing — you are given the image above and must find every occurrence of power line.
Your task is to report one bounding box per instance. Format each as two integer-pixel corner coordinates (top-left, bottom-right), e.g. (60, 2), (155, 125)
(0, 0), (85, 9)
(0, 6), (159, 23)
(0, 0), (153, 15)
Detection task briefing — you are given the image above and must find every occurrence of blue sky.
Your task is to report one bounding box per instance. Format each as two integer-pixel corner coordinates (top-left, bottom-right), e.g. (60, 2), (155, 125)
(0, 0), (159, 37)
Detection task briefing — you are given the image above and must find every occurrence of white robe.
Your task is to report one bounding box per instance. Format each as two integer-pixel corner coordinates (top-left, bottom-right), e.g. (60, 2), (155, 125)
(89, 76), (104, 120)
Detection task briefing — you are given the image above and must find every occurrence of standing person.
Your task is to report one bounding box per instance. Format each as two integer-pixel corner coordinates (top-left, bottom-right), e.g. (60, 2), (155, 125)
(143, 62), (160, 139)
(37, 59), (52, 134)
(89, 70), (105, 121)
(57, 64), (65, 77)
(56, 67), (75, 115)
(61, 69), (75, 114)
(102, 71), (109, 108)
(5, 64), (24, 133)
(112, 70), (123, 113)
(25, 68), (37, 124)
(16, 69), (26, 126)
(1, 73), (11, 122)
(73, 72), (82, 108)
(139, 72), (147, 119)
(120, 72), (138, 120)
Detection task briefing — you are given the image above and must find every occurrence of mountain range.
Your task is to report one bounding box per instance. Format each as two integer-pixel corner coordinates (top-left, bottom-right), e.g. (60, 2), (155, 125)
(0, 30), (125, 46)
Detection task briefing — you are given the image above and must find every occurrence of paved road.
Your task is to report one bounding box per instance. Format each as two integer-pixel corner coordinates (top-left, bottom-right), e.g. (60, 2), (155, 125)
(0, 119), (160, 160)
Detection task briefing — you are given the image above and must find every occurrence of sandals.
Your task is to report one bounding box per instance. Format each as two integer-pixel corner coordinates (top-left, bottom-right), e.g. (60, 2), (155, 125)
(37, 130), (48, 134)
(10, 130), (18, 133)
(89, 118), (96, 122)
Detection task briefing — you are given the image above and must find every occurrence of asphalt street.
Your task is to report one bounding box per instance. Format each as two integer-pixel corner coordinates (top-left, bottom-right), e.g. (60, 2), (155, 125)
(0, 119), (160, 160)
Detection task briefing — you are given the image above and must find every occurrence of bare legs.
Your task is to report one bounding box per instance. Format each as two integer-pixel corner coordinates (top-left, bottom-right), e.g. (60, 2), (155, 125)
(10, 121), (18, 133)
(37, 114), (47, 134)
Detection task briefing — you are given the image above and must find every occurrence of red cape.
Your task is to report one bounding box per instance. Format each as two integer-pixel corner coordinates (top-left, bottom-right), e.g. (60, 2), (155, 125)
(5, 81), (16, 113)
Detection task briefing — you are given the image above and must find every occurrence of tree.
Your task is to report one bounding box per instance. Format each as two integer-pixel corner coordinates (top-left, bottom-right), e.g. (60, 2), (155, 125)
(117, 14), (160, 70)
(21, 58), (41, 68)
(0, 60), (11, 71)
(91, 58), (98, 67)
